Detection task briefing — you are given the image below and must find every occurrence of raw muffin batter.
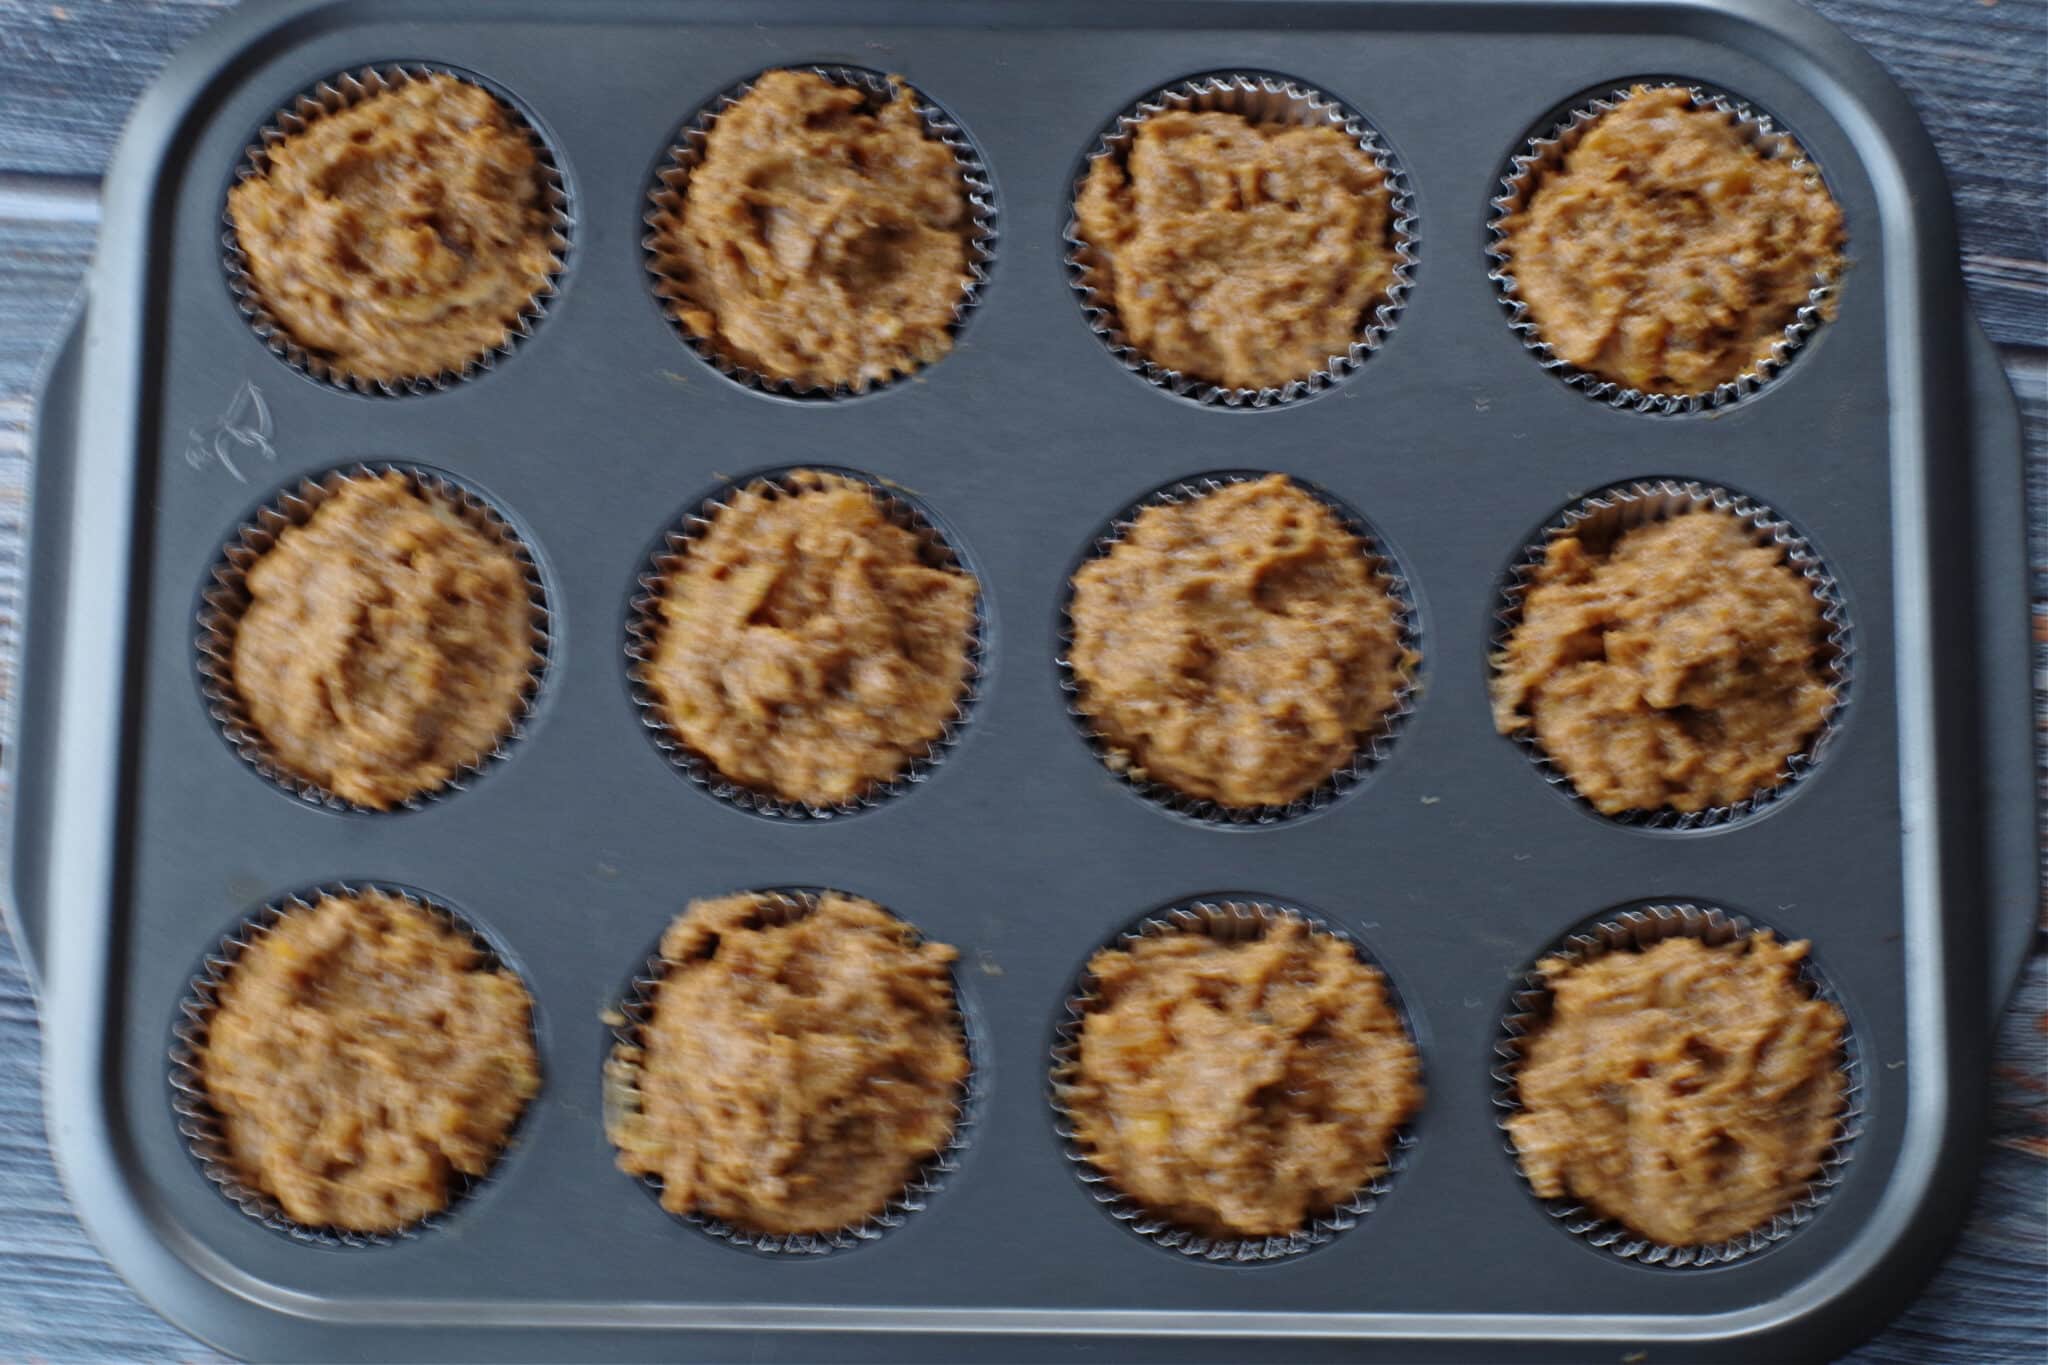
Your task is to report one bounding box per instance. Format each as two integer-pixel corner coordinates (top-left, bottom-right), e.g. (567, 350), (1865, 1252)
(1073, 108), (1396, 391)
(198, 890), (539, 1233)
(228, 73), (558, 384)
(1067, 475), (1409, 809)
(644, 471), (979, 807)
(653, 70), (975, 390)
(1064, 913), (1421, 1239)
(1496, 84), (1844, 394)
(1507, 932), (1845, 1246)
(229, 471), (536, 810)
(1491, 510), (1834, 816)
(607, 892), (967, 1236)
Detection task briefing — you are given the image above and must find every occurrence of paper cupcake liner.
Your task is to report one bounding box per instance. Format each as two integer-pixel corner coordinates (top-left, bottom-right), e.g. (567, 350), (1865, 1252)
(1057, 472), (1420, 827)
(1049, 898), (1419, 1262)
(1491, 901), (1864, 1268)
(1491, 479), (1851, 830)
(1487, 81), (1841, 414)
(195, 463), (552, 813)
(625, 466), (985, 819)
(642, 66), (997, 400)
(167, 881), (537, 1248)
(603, 888), (978, 1255)
(1064, 72), (1416, 409)
(222, 63), (571, 397)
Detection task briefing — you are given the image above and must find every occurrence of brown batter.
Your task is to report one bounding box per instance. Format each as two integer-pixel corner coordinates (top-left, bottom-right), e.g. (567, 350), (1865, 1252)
(229, 472), (536, 810)
(644, 471), (979, 807)
(1074, 109), (1395, 392)
(1496, 85), (1844, 394)
(1508, 932), (1845, 1246)
(1067, 475), (1409, 809)
(1064, 914), (1421, 1239)
(1491, 510), (1834, 816)
(653, 70), (975, 391)
(228, 74), (558, 384)
(198, 890), (539, 1233)
(607, 892), (967, 1236)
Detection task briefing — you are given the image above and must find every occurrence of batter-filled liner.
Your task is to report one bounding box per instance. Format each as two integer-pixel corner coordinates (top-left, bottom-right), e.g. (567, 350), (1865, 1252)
(1058, 472), (1419, 827)
(1492, 901), (1863, 1268)
(168, 882), (541, 1247)
(1050, 898), (1421, 1263)
(603, 888), (978, 1255)
(1488, 80), (1843, 414)
(195, 463), (551, 814)
(1065, 71), (1415, 408)
(1490, 478), (1850, 830)
(625, 467), (985, 819)
(222, 63), (571, 397)
(643, 65), (997, 400)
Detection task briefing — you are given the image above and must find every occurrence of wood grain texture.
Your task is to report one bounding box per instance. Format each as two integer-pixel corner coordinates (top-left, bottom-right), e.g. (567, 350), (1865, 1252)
(0, 1), (2039, 1361)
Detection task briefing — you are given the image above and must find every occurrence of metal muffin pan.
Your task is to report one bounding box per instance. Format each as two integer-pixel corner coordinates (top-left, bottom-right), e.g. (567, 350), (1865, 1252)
(3, 0), (2034, 1360)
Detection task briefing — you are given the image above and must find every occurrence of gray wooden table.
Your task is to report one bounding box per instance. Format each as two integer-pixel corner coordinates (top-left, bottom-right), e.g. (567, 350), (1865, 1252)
(0, 1), (2041, 1360)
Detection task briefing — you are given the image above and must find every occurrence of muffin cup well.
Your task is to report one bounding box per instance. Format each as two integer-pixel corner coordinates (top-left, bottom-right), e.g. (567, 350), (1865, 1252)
(642, 65), (998, 401)
(1049, 898), (1419, 1263)
(1058, 472), (1420, 827)
(168, 882), (538, 1248)
(195, 463), (552, 814)
(625, 466), (985, 819)
(1491, 478), (1850, 830)
(1487, 82), (1841, 414)
(1064, 72), (1416, 409)
(1491, 901), (1863, 1268)
(602, 888), (978, 1255)
(222, 64), (572, 397)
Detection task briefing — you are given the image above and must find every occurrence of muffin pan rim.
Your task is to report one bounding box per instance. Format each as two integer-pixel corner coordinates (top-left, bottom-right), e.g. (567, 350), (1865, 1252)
(12, 2), (2031, 1358)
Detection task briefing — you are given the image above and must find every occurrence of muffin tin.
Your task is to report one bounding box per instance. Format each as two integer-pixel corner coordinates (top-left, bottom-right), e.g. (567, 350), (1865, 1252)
(4, 0), (2035, 1360)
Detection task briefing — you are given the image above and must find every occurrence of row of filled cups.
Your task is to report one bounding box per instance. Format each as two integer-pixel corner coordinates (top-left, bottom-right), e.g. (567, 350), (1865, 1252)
(229, 64), (1842, 410)
(173, 882), (1855, 1265)
(201, 465), (1848, 830)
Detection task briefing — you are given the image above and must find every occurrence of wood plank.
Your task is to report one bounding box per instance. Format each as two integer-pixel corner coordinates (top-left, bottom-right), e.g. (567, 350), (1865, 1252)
(1805, 0), (2048, 347)
(0, 929), (228, 1364)
(0, 0), (229, 175)
(0, 0), (2040, 345)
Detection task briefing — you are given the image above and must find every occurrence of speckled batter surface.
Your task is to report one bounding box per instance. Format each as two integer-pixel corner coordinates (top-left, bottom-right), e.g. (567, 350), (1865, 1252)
(198, 890), (538, 1233)
(1067, 475), (1409, 809)
(643, 471), (978, 807)
(1508, 932), (1845, 1246)
(1491, 510), (1834, 816)
(607, 892), (967, 1237)
(229, 74), (557, 383)
(1075, 108), (1396, 391)
(652, 70), (975, 391)
(1064, 913), (1421, 1239)
(228, 472), (536, 810)
(1496, 85), (1843, 395)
